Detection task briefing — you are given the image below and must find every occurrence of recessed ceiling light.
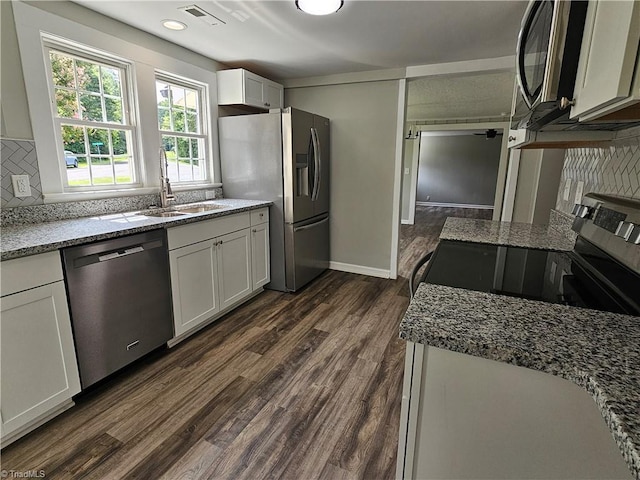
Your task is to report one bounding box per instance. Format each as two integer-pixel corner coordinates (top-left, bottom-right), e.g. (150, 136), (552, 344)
(162, 20), (187, 31)
(295, 0), (343, 16)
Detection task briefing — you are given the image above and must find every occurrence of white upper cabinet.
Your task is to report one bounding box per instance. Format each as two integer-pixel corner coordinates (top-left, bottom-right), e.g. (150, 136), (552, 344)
(570, 0), (640, 122)
(217, 69), (284, 110)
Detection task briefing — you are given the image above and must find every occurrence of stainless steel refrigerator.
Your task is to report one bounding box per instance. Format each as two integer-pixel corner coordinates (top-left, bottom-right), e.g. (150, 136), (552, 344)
(218, 107), (330, 292)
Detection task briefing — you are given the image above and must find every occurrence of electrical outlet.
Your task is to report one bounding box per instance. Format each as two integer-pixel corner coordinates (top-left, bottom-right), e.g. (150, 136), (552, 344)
(11, 175), (32, 198)
(404, 167), (410, 175)
(562, 178), (571, 201)
(205, 190), (216, 200)
(574, 180), (584, 205)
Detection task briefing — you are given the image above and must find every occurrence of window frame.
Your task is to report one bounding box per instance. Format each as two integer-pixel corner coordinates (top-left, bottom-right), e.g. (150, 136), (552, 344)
(12, 1), (221, 203)
(42, 36), (142, 192)
(155, 72), (210, 186)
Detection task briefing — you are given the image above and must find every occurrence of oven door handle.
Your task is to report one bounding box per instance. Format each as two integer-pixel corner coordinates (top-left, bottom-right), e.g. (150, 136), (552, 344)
(409, 251), (434, 300)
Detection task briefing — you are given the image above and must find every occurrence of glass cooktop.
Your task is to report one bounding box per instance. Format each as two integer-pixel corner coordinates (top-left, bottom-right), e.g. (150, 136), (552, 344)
(422, 239), (639, 316)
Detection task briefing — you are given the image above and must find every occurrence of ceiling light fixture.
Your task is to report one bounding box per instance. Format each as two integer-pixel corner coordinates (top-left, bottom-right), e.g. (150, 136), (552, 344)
(162, 19), (187, 31)
(295, 0), (343, 16)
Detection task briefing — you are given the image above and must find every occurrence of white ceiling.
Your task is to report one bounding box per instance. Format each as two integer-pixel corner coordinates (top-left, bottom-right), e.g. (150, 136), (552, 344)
(71, 0), (528, 81)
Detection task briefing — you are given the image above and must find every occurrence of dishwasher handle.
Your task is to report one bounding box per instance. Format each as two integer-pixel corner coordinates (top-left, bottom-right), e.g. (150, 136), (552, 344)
(98, 246), (144, 262)
(72, 239), (164, 268)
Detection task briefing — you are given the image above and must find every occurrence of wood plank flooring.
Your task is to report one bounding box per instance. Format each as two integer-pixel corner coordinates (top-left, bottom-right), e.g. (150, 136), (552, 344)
(2, 205), (490, 479)
(398, 206), (492, 278)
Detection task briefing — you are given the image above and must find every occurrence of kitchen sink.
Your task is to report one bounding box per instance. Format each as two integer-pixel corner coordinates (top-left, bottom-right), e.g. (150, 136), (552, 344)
(172, 204), (226, 213)
(141, 203), (226, 218)
(144, 211), (188, 218)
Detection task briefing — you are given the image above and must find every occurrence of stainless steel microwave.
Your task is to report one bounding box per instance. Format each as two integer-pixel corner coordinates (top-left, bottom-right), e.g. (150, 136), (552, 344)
(514, 0), (588, 130)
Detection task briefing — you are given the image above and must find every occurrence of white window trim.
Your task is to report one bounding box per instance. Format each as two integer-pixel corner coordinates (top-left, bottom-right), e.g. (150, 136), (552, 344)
(155, 71), (211, 186)
(43, 37), (143, 192)
(12, 1), (220, 203)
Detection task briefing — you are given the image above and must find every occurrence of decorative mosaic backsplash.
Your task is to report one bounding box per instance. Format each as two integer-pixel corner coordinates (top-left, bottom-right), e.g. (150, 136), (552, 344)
(1, 138), (44, 208)
(556, 128), (640, 215)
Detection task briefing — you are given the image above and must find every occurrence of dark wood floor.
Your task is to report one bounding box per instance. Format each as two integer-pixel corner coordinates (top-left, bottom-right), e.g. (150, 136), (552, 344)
(398, 206), (492, 278)
(2, 206), (490, 480)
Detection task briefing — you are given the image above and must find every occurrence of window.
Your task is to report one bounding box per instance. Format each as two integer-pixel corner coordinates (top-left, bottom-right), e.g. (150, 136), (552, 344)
(45, 45), (138, 189)
(156, 75), (208, 184)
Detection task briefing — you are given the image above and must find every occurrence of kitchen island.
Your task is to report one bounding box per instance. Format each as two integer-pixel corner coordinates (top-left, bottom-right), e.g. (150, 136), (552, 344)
(397, 217), (639, 480)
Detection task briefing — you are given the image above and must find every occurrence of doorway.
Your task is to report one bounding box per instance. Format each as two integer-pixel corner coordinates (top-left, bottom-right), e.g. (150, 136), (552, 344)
(397, 124), (509, 278)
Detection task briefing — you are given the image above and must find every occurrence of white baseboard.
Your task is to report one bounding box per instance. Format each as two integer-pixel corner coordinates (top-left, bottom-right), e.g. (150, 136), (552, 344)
(416, 201), (494, 210)
(329, 261), (391, 279)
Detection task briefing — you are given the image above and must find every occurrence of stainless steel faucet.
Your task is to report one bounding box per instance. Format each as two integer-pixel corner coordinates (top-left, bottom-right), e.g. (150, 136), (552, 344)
(159, 148), (176, 208)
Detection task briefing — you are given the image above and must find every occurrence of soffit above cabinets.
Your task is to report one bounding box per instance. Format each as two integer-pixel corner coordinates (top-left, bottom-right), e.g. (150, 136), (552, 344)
(407, 71), (516, 122)
(70, 0), (528, 81)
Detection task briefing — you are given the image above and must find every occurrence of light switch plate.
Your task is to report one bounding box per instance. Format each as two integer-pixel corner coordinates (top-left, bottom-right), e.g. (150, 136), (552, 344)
(11, 175), (32, 198)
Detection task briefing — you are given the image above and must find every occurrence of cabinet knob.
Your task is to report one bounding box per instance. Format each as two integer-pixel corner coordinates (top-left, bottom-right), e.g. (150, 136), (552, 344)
(252, 229), (257, 233)
(508, 135), (516, 142)
(264, 102), (270, 107)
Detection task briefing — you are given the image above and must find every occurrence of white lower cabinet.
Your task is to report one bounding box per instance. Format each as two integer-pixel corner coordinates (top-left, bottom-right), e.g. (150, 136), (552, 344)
(217, 228), (252, 310)
(0, 252), (81, 446)
(169, 239), (220, 337)
(251, 210), (270, 290)
(396, 344), (633, 480)
(167, 209), (270, 343)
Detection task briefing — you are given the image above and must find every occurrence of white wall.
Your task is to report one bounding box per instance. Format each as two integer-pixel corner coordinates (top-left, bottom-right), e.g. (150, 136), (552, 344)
(286, 81), (401, 277)
(511, 149), (565, 224)
(417, 133), (502, 206)
(1, 1), (32, 140)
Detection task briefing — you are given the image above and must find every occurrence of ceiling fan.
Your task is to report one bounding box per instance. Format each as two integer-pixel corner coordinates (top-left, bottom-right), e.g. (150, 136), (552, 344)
(474, 129), (504, 139)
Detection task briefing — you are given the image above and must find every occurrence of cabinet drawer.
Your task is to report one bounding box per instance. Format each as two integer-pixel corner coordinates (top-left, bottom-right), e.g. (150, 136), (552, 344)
(1, 252), (63, 297)
(250, 208), (269, 226)
(168, 213), (250, 250)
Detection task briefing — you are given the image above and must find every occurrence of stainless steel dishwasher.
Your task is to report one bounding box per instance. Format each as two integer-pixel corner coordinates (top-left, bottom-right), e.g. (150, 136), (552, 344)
(62, 229), (173, 389)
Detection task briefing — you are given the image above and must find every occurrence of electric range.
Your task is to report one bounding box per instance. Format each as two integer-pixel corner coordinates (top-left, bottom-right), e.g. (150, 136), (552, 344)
(417, 193), (640, 316)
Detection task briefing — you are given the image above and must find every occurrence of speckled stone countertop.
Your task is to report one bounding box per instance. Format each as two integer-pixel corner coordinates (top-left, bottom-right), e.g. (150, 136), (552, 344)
(440, 216), (577, 251)
(399, 216), (639, 479)
(400, 284), (640, 480)
(0, 199), (271, 261)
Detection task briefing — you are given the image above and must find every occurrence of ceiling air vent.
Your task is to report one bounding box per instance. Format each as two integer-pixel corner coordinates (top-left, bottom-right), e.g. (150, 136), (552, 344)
(179, 5), (226, 26)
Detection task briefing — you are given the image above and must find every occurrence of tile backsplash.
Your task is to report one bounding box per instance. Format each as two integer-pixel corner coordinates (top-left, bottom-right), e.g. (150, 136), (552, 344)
(556, 127), (640, 214)
(1, 138), (44, 207)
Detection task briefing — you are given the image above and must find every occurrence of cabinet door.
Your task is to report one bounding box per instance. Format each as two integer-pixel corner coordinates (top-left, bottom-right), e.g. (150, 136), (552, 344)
(252, 223), (271, 290)
(243, 71), (265, 108)
(217, 229), (252, 310)
(1, 282), (81, 438)
(264, 82), (283, 109)
(169, 239), (219, 337)
(571, 0), (640, 120)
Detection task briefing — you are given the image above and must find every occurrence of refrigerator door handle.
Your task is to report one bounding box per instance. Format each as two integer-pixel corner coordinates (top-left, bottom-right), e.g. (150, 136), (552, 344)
(293, 215), (329, 232)
(311, 127), (321, 201)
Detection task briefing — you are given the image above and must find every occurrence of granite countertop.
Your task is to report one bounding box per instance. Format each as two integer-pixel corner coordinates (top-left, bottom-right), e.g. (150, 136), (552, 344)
(0, 199), (271, 261)
(440, 216), (576, 251)
(399, 216), (640, 479)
